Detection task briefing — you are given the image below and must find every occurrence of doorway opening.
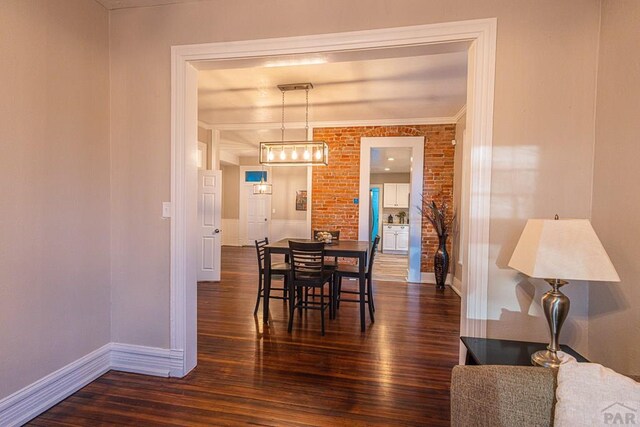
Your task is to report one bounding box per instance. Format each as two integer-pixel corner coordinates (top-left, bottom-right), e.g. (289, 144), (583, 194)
(359, 138), (424, 282)
(172, 20), (496, 376)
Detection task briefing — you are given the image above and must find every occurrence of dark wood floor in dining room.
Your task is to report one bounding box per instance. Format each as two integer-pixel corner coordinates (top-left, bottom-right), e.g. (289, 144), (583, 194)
(30, 246), (461, 426)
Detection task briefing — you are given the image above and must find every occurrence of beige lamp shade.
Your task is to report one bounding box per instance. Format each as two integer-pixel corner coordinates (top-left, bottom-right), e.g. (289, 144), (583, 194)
(508, 219), (620, 282)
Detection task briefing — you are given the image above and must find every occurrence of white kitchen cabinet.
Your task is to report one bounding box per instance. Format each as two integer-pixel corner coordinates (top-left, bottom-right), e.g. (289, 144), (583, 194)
(383, 183), (410, 208)
(382, 224), (409, 254)
(396, 226), (409, 251)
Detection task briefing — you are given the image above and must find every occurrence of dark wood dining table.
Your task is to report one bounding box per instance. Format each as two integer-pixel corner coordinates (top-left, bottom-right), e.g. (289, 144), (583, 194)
(263, 238), (372, 331)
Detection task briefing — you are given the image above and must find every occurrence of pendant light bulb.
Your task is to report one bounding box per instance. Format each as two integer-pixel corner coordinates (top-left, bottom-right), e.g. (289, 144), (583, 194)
(279, 147), (286, 160)
(315, 149), (322, 160)
(268, 149), (274, 161)
(291, 148), (298, 160)
(303, 146), (311, 160)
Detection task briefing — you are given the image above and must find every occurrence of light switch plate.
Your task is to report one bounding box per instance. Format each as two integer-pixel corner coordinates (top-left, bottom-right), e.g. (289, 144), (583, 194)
(162, 202), (172, 219)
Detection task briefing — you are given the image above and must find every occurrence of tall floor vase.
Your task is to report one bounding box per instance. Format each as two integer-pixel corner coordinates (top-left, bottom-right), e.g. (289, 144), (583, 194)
(434, 234), (449, 290)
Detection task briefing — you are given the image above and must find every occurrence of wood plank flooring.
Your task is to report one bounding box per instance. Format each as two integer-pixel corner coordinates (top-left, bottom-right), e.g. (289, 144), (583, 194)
(30, 246), (461, 426)
(372, 252), (409, 282)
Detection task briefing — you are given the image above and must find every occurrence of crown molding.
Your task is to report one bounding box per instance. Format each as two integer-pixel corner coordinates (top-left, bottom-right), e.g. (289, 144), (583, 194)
(199, 116), (458, 132)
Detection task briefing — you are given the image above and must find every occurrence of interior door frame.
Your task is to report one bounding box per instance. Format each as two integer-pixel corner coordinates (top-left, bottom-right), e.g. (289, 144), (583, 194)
(359, 137), (424, 282)
(171, 19), (496, 376)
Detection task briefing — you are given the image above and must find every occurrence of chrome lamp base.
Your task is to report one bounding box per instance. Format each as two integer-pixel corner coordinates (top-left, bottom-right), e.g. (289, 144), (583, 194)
(531, 279), (570, 368)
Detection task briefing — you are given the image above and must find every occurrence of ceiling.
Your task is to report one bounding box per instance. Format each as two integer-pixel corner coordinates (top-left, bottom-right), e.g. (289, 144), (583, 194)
(198, 49), (467, 159)
(95, 0), (197, 9)
(371, 147), (413, 174)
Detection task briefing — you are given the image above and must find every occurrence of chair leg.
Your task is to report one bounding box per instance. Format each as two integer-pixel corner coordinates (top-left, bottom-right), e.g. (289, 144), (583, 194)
(367, 284), (375, 323)
(253, 273), (263, 315)
(283, 274), (288, 301)
(336, 276), (343, 309)
(320, 285), (325, 336)
(368, 277), (375, 312)
(287, 281), (295, 333)
(328, 280), (334, 320)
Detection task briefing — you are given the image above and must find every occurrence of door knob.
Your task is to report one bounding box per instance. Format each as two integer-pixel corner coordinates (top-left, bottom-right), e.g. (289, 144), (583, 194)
(264, 218), (267, 222)
(213, 229), (221, 234)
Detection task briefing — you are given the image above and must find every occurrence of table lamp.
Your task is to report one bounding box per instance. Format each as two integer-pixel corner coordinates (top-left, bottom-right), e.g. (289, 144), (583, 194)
(508, 216), (620, 368)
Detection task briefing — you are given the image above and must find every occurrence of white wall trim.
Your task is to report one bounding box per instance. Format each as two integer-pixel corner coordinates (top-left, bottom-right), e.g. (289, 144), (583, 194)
(111, 343), (184, 378)
(0, 343), (180, 426)
(0, 344), (111, 427)
(453, 105), (467, 122)
(452, 276), (463, 297)
(172, 19), (496, 376)
(360, 137), (424, 283)
(203, 116), (458, 131)
(420, 272), (453, 286)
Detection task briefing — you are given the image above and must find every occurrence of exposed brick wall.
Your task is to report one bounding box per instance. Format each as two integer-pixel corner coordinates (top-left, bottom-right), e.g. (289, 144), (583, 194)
(311, 125), (455, 273)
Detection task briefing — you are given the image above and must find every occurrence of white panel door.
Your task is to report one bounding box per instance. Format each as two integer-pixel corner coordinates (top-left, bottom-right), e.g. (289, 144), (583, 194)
(396, 183), (410, 208)
(197, 170), (222, 281)
(245, 186), (271, 245)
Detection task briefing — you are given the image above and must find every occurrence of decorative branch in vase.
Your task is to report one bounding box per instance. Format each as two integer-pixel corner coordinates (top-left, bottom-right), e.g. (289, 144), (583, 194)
(396, 211), (407, 224)
(418, 199), (456, 290)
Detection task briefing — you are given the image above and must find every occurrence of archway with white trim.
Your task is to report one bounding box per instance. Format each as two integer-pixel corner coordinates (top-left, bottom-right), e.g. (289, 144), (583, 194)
(171, 19), (496, 376)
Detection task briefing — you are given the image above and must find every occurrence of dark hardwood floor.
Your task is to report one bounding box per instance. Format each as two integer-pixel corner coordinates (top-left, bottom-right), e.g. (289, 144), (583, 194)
(30, 246), (461, 426)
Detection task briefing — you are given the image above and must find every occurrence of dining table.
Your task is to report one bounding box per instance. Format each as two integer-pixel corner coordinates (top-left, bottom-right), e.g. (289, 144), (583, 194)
(263, 238), (372, 331)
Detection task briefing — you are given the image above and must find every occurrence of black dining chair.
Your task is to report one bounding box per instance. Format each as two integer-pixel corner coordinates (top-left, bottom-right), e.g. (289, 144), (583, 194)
(287, 240), (335, 336)
(333, 235), (380, 322)
(253, 237), (290, 315)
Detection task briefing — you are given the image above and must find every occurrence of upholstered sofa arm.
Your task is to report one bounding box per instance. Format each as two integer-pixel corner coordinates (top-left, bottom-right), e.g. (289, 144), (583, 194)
(451, 365), (557, 427)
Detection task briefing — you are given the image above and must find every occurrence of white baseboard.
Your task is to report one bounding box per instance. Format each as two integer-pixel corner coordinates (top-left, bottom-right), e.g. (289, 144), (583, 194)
(0, 343), (184, 426)
(270, 219), (308, 242)
(451, 276), (463, 297)
(0, 344), (111, 427)
(420, 272), (453, 286)
(111, 343), (184, 378)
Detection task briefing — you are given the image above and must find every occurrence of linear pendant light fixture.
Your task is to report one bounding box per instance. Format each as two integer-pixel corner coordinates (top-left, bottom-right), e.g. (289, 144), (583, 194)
(259, 83), (329, 166)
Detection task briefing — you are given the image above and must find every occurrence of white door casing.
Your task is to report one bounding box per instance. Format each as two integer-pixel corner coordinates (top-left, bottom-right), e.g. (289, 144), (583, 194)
(359, 137), (424, 282)
(197, 170), (222, 281)
(172, 19), (496, 377)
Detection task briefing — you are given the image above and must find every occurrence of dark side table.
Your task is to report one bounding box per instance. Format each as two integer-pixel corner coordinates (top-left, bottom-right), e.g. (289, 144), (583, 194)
(461, 336), (589, 366)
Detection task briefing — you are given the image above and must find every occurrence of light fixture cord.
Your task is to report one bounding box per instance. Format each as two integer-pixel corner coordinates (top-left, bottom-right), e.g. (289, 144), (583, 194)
(305, 88), (309, 139)
(281, 89), (285, 142)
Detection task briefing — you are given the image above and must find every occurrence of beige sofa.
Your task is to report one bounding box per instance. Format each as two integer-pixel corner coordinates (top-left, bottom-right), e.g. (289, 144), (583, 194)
(451, 365), (557, 426)
(451, 365), (640, 427)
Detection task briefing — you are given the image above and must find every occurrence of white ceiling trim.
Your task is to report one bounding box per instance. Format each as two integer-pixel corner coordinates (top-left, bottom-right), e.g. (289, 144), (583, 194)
(453, 105), (467, 122)
(199, 116), (457, 131)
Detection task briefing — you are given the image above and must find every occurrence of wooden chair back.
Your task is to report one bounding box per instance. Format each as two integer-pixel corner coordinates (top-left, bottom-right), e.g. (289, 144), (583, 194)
(254, 237), (269, 272)
(288, 241), (326, 284)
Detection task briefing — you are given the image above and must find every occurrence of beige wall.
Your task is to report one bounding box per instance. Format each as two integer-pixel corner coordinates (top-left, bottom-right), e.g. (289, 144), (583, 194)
(108, 0), (600, 354)
(589, 0), (640, 376)
(221, 164), (240, 219)
(370, 173), (411, 184)
(272, 167), (307, 221)
(0, 0), (110, 399)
